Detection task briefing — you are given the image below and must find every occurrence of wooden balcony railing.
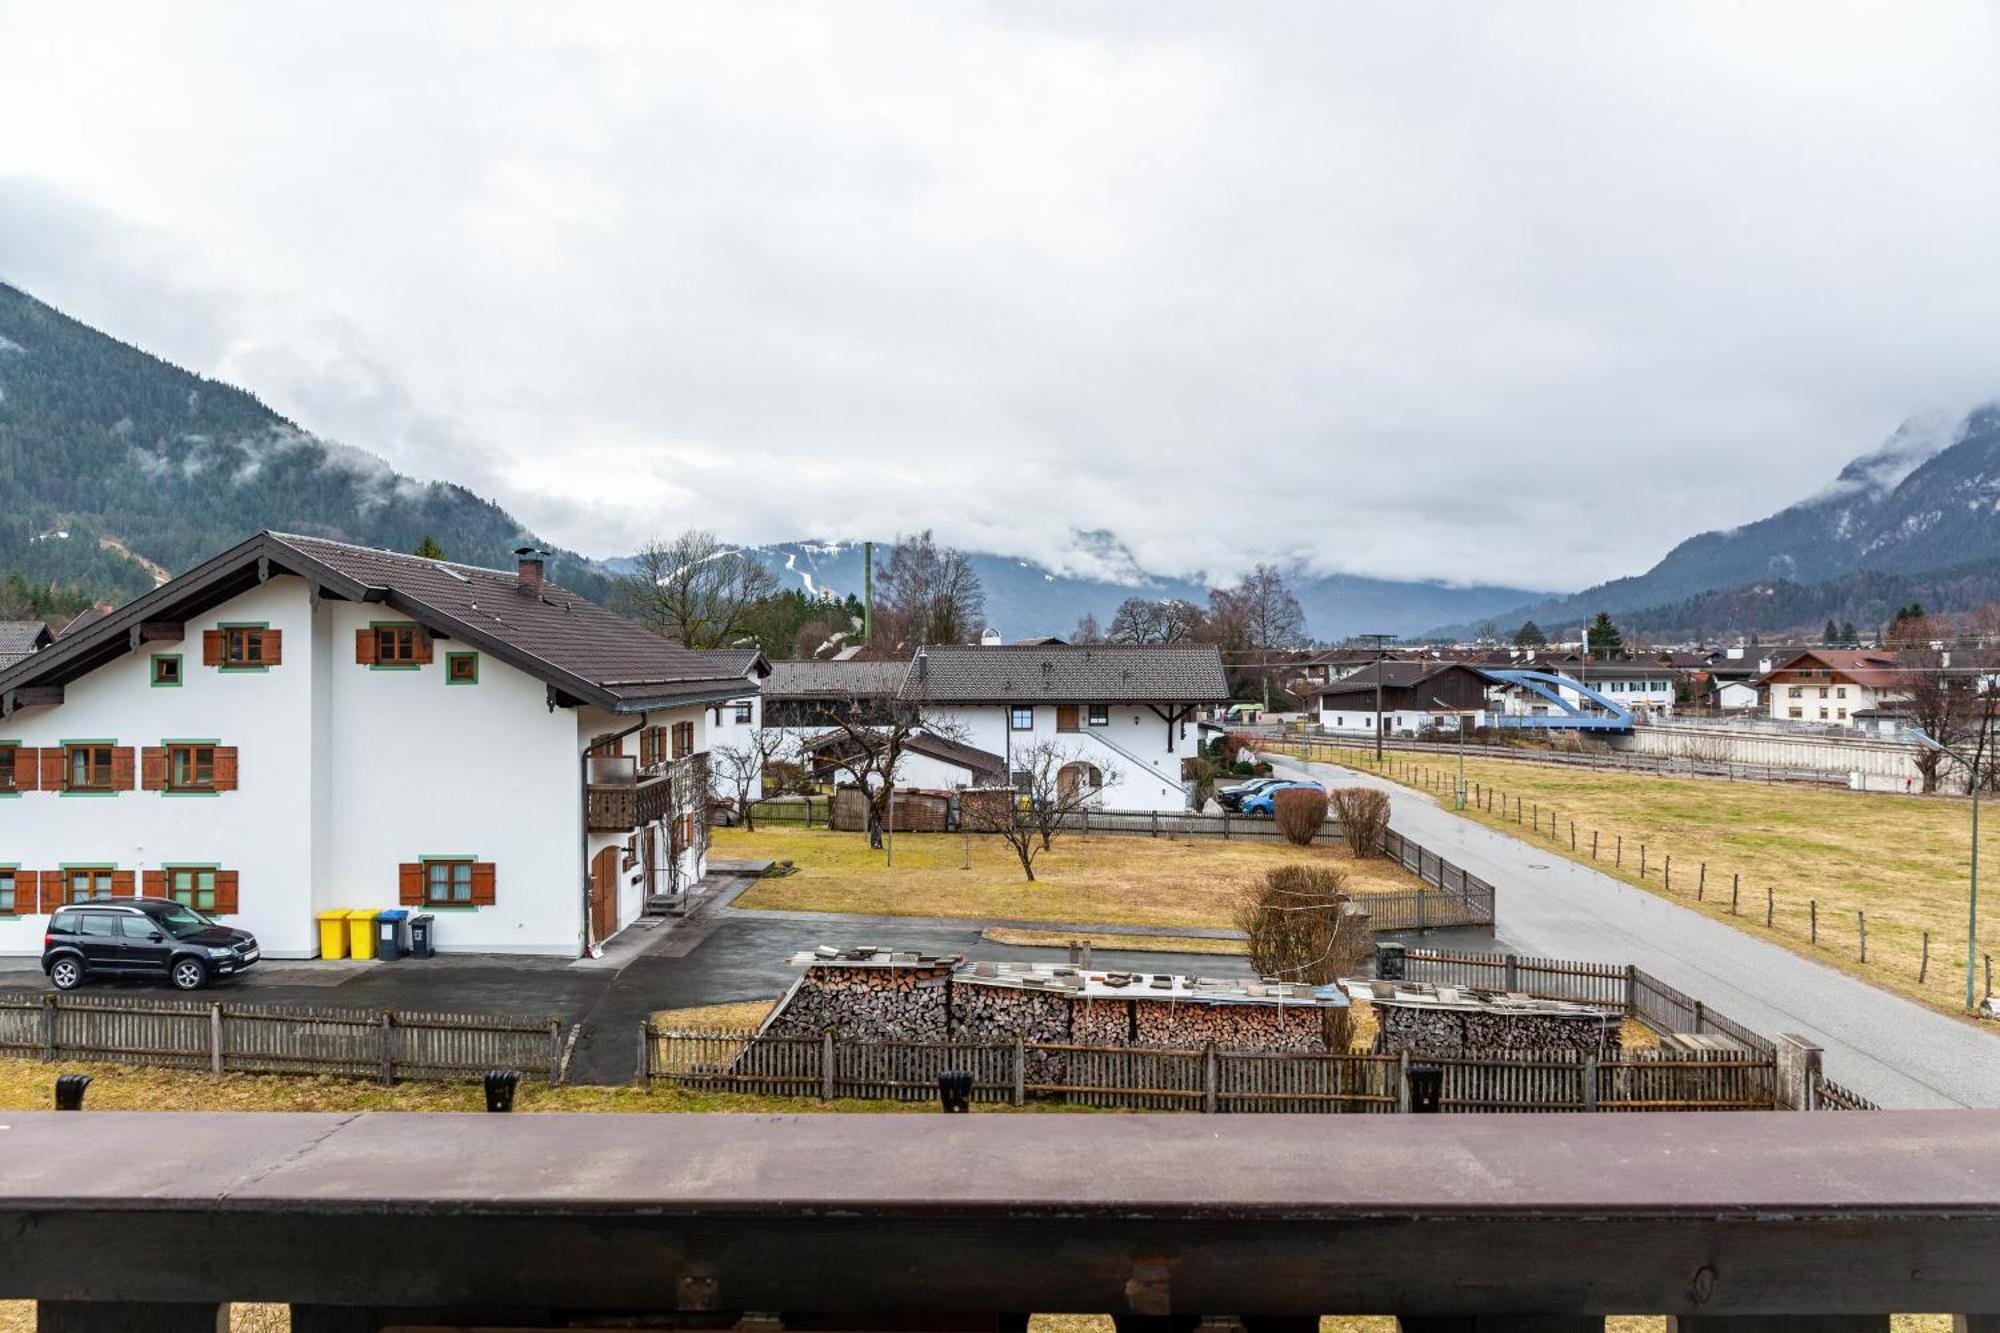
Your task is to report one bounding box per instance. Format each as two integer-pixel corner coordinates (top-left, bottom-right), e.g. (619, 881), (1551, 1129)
(587, 752), (707, 833)
(1, 1110), (1996, 1331)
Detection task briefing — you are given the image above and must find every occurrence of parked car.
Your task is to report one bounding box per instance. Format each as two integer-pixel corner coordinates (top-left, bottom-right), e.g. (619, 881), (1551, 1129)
(1240, 780), (1326, 817)
(42, 898), (261, 992)
(1216, 777), (1292, 811)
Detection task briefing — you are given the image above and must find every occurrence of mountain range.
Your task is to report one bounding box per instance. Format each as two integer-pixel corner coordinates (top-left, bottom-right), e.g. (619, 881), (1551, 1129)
(1440, 402), (2000, 641)
(0, 281), (1545, 640)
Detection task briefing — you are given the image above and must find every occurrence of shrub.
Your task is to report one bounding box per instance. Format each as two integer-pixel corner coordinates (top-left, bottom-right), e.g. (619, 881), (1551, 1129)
(1253, 761), (1273, 776)
(1186, 757), (1220, 811)
(1329, 786), (1391, 858)
(1222, 729), (1261, 766)
(1272, 787), (1328, 845)
(1233, 864), (1373, 1048)
(1231, 760), (1255, 776)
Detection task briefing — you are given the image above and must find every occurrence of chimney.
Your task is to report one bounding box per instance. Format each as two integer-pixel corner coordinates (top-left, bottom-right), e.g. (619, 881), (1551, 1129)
(514, 546), (546, 593)
(916, 646), (928, 679)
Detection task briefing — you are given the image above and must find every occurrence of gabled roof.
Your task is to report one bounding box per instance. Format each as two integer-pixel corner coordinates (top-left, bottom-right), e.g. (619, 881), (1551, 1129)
(1318, 661), (1489, 698)
(804, 726), (1006, 781)
(765, 658), (911, 700)
(898, 644), (1229, 705)
(0, 531), (768, 717)
(0, 620), (51, 667)
(1753, 648), (1908, 691)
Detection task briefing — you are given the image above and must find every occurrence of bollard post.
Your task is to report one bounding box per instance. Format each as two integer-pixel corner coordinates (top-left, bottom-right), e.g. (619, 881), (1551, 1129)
(54, 1073), (90, 1110)
(937, 1070), (973, 1114)
(483, 1069), (521, 1112)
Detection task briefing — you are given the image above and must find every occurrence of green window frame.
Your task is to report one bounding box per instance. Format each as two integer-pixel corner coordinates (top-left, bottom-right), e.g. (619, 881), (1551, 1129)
(220, 622), (272, 670)
(150, 653), (183, 687)
(167, 743), (217, 792)
(0, 866), (17, 916)
(445, 651), (479, 685)
(166, 865), (219, 912)
(65, 866), (115, 904)
(423, 858), (475, 906)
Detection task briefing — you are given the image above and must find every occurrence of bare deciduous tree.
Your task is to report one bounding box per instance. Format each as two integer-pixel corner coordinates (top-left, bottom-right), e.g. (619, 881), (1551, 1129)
(804, 700), (969, 842)
(710, 729), (789, 831)
(876, 530), (986, 647)
(965, 739), (1120, 880)
(1209, 565), (1306, 707)
(616, 530), (778, 649)
(1107, 596), (1208, 645)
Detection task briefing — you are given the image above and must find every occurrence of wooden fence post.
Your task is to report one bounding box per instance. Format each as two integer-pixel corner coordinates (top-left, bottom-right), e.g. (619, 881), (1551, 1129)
(1639, 844), (1647, 877)
(1591, 830), (1599, 860)
(549, 1018), (564, 1085)
(40, 993), (56, 1062)
(1569, 821), (1576, 851)
(1692, 1000), (1706, 1034)
(1616, 835), (1622, 867)
(1810, 899), (1818, 945)
(379, 1011), (395, 1087)
(1766, 885), (1774, 928)
(209, 1003), (224, 1076)
(1623, 963), (1638, 1015)
(1582, 1053), (1599, 1112)
(822, 1029), (836, 1101)
(1664, 855), (1671, 892)
(1396, 1050), (1411, 1112)
(1858, 910), (1867, 963)
(1503, 955), (1519, 992)
(1013, 1033), (1026, 1106)
(1203, 1043), (1219, 1114)
(1920, 931), (1930, 984)
(1699, 862), (1707, 897)
(1730, 878), (1740, 915)
(637, 1022), (653, 1089)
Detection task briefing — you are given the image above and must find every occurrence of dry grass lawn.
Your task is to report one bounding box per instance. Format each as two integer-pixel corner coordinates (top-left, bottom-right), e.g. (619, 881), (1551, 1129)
(981, 925), (1247, 956)
(720, 825), (1421, 928)
(651, 996), (781, 1030)
(1292, 743), (2000, 1022)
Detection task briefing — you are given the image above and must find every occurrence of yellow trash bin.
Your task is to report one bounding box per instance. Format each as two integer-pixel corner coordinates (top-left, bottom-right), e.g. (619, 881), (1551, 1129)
(346, 908), (379, 961)
(316, 910), (349, 961)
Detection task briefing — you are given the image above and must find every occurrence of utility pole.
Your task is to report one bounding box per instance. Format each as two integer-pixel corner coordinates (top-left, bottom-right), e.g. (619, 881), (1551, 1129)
(1360, 633), (1395, 763)
(862, 541), (874, 645)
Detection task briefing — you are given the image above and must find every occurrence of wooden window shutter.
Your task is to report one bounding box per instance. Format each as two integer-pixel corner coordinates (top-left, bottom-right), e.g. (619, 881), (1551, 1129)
(470, 862), (496, 906)
(12, 746), (38, 791)
(38, 871), (63, 914)
(110, 747), (136, 791)
(398, 862), (424, 906)
(38, 748), (62, 791)
(356, 628), (379, 665)
(141, 746), (167, 791)
(203, 629), (226, 666)
(212, 870), (240, 915)
(211, 747), (239, 791)
(412, 628), (434, 665)
(109, 870), (136, 898)
(262, 628), (283, 666)
(143, 870), (165, 898)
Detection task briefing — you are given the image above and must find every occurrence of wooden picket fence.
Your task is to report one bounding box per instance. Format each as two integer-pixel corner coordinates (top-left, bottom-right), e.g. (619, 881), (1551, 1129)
(0, 992), (565, 1084)
(1812, 1074), (1880, 1110)
(643, 1026), (1775, 1112)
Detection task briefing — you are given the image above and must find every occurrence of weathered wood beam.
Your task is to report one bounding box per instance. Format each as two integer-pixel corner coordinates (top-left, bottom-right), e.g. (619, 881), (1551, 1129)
(137, 620), (183, 643)
(10, 684), (62, 709)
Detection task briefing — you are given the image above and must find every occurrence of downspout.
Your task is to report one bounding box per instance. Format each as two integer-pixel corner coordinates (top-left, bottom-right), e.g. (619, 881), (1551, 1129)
(580, 709), (649, 960)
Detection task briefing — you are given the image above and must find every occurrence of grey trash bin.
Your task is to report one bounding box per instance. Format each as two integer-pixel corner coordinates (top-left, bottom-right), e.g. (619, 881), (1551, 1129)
(376, 908), (410, 961)
(409, 913), (436, 959)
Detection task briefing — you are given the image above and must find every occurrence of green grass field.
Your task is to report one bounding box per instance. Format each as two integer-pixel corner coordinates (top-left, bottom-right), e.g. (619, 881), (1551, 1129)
(1290, 742), (2000, 1022)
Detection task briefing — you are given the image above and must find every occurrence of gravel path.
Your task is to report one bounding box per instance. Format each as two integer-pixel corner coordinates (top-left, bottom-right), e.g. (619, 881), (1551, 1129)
(1272, 754), (2000, 1109)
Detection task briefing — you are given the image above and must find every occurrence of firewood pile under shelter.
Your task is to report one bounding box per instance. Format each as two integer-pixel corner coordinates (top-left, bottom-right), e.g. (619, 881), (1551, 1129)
(766, 947), (1347, 1055)
(1343, 978), (1622, 1056)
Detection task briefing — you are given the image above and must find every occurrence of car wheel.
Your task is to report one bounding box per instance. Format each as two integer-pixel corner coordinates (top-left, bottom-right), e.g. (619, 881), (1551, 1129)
(170, 958), (208, 992)
(48, 957), (84, 991)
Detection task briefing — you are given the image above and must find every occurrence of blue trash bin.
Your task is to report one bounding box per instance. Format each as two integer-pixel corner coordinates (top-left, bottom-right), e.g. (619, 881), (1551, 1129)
(376, 908), (411, 962)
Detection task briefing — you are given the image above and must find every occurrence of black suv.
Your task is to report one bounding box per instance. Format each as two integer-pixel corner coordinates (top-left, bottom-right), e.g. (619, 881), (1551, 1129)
(42, 898), (260, 992)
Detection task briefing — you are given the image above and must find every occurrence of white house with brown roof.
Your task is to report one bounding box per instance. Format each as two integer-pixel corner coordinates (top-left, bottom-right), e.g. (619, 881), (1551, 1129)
(1753, 648), (1909, 727)
(897, 644), (1230, 812)
(0, 532), (765, 960)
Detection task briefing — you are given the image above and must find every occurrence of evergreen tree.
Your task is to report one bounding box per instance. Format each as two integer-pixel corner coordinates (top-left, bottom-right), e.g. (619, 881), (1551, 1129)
(1585, 611), (1624, 657)
(1839, 621), (1858, 645)
(1823, 618), (1839, 645)
(1512, 620), (1547, 648)
(412, 536), (445, 559)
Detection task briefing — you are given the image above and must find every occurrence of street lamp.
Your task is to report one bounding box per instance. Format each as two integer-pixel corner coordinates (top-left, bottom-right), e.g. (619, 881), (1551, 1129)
(1434, 696), (1467, 810)
(1905, 728), (1983, 1011)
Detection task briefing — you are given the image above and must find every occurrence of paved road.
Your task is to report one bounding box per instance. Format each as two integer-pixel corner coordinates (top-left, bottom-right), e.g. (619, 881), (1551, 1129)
(1273, 754), (2000, 1108)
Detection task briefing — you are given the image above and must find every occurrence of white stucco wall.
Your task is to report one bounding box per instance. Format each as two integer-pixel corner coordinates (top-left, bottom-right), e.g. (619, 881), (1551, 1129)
(922, 703), (1193, 811)
(0, 579), (319, 956)
(319, 600), (582, 955)
(1316, 707), (1486, 736)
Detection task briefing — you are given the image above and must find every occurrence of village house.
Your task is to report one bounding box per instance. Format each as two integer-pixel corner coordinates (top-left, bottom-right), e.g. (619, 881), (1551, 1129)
(1753, 648), (1908, 727)
(898, 643), (1229, 812)
(0, 532), (765, 959)
(1316, 661), (1492, 736)
(0, 620), (53, 668)
(1488, 661), (1683, 719)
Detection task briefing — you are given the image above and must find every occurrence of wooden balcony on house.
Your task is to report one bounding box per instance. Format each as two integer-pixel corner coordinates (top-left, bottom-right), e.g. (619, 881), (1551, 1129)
(586, 752), (707, 832)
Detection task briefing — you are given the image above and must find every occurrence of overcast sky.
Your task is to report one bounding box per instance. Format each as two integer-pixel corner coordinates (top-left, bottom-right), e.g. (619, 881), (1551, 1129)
(3, 3), (1998, 592)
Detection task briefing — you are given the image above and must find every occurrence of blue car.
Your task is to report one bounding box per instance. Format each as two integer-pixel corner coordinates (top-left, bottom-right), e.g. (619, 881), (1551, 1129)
(1239, 780), (1325, 816)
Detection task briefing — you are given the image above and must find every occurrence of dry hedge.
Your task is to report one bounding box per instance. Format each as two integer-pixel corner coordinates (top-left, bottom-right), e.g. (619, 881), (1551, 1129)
(1272, 786), (1329, 845)
(1329, 786), (1391, 858)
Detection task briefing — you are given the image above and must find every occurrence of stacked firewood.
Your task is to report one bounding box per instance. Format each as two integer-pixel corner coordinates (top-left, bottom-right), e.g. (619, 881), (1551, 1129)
(1131, 1001), (1328, 1052)
(764, 965), (954, 1040)
(1377, 1005), (1620, 1056)
(951, 984), (1075, 1082)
